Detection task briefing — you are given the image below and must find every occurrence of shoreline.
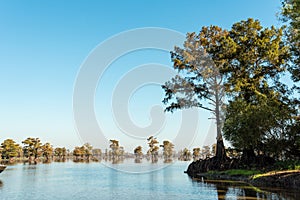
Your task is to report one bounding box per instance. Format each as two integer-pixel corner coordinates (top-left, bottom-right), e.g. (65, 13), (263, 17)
(186, 169), (300, 190)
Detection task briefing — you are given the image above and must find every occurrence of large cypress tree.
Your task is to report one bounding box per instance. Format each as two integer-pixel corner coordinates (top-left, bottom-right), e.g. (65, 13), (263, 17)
(162, 26), (228, 161)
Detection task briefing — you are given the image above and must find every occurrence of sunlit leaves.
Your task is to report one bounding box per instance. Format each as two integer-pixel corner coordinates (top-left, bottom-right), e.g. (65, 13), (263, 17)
(223, 19), (289, 100)
(41, 143), (53, 160)
(160, 140), (174, 162)
(162, 26), (227, 117)
(1, 139), (20, 159)
(22, 137), (42, 159)
(281, 0), (300, 89)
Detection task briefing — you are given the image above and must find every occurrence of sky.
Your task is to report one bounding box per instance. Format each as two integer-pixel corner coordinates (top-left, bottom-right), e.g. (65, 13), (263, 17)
(0, 0), (283, 152)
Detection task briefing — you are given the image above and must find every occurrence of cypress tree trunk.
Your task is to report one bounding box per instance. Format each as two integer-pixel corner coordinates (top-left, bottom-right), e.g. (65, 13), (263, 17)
(215, 80), (227, 161)
(216, 137), (226, 160)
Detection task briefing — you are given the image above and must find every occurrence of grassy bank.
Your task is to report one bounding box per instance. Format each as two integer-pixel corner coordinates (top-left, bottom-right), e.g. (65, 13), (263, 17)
(193, 168), (300, 190)
(207, 169), (261, 176)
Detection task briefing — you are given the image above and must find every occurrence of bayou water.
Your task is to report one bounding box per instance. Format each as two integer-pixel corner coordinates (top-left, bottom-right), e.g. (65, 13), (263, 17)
(0, 160), (298, 200)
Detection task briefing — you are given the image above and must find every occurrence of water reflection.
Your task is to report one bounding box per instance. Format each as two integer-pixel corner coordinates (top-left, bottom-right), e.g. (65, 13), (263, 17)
(215, 182), (228, 200)
(109, 168), (118, 192)
(197, 179), (300, 200)
(0, 161), (299, 199)
(134, 158), (142, 163)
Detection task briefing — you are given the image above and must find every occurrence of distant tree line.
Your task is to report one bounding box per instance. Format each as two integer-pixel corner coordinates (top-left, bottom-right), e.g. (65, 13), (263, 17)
(1, 137), (224, 164)
(0, 138), (69, 164)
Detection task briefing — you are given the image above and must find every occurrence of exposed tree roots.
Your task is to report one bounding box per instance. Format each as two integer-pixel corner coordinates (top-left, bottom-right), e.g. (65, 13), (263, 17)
(186, 155), (276, 177)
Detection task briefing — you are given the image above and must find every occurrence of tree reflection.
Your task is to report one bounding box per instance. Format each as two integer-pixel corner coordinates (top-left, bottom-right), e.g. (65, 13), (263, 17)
(198, 179), (300, 200)
(234, 184), (298, 199)
(215, 183), (229, 200)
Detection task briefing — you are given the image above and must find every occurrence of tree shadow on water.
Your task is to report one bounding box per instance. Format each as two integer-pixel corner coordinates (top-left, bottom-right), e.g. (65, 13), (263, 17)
(197, 179), (299, 200)
(215, 183), (229, 200)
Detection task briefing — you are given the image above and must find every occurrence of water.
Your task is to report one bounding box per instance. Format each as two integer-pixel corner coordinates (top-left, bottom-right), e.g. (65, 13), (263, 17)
(0, 160), (298, 200)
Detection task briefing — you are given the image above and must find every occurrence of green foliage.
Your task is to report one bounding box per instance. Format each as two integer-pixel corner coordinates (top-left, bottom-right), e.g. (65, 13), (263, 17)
(54, 147), (67, 159)
(0, 138), (68, 162)
(73, 144), (93, 160)
(273, 160), (300, 170)
(221, 18), (299, 160)
(109, 140), (122, 158)
(83, 143), (93, 158)
(41, 142), (53, 160)
(282, 0), (300, 29)
(1, 139), (21, 159)
(160, 140), (174, 162)
(202, 145), (212, 158)
(223, 94), (296, 157)
(147, 136), (159, 162)
(22, 137), (42, 159)
(134, 146), (143, 159)
(162, 25), (228, 159)
(180, 148), (192, 161)
(162, 25), (226, 114)
(73, 147), (83, 157)
(281, 0), (300, 87)
(222, 18), (289, 99)
(192, 147), (200, 160)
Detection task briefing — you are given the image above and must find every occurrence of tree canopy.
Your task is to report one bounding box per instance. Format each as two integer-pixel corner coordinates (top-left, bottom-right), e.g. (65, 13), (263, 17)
(281, 0), (300, 84)
(164, 18), (299, 171)
(1, 139), (20, 159)
(221, 19), (298, 160)
(162, 25), (228, 160)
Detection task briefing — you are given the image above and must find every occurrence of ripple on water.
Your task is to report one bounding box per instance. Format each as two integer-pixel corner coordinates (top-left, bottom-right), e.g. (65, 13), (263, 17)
(0, 161), (299, 200)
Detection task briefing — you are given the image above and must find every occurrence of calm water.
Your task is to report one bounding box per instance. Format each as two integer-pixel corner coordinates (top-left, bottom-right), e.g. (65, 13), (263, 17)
(0, 160), (299, 200)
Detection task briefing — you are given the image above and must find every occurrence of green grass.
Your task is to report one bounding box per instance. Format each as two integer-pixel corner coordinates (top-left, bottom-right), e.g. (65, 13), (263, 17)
(207, 169), (261, 176)
(223, 169), (261, 176)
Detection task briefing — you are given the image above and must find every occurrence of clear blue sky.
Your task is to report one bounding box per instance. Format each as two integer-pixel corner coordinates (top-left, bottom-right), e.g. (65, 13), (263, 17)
(0, 0), (282, 151)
